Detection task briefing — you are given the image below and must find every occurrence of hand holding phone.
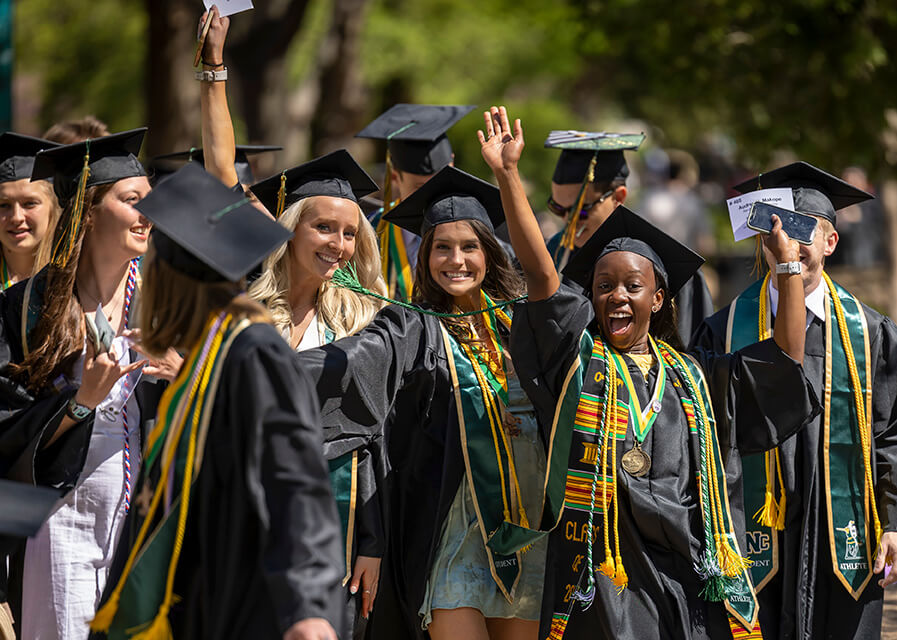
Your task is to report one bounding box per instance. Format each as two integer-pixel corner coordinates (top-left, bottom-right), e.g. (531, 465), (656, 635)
(84, 305), (115, 355)
(747, 202), (818, 246)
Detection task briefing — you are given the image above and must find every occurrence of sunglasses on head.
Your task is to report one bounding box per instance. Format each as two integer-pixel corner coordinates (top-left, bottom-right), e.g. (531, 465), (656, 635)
(546, 188), (615, 218)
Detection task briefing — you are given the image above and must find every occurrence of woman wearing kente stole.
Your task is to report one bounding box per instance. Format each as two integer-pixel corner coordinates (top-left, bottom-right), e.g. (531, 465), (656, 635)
(691, 162), (897, 640)
(297, 166), (558, 640)
(480, 106), (819, 640)
(88, 163), (344, 640)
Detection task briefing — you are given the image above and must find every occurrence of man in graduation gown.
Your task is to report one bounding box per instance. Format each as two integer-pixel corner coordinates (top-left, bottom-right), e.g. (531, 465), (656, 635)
(88, 163), (344, 640)
(690, 162), (897, 640)
(356, 103), (474, 300)
(544, 132), (715, 343)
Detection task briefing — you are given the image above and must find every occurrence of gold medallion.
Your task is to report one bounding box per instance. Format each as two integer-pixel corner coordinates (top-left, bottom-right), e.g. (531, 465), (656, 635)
(621, 445), (651, 477)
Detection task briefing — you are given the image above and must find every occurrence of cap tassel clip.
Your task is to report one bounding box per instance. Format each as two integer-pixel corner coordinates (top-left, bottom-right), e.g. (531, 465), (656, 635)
(51, 140), (91, 268)
(275, 171), (287, 219)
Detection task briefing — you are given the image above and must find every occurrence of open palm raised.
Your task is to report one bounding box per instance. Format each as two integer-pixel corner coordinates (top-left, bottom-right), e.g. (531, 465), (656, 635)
(478, 105), (525, 172)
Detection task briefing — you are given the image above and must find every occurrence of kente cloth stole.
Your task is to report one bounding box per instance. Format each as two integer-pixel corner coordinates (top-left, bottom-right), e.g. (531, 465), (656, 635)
(727, 274), (876, 598)
(91, 314), (253, 639)
(440, 306), (581, 603)
(545, 336), (759, 639)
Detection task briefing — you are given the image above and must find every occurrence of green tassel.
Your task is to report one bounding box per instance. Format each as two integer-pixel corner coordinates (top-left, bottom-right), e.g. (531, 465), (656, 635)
(330, 262), (526, 319)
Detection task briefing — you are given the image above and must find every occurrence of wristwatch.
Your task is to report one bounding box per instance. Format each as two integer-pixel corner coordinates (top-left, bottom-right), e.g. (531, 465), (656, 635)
(775, 261), (802, 275)
(195, 67), (228, 82)
(67, 396), (93, 422)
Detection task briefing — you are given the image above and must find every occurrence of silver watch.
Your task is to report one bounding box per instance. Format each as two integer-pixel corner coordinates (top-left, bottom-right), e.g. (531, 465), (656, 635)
(775, 261), (802, 275)
(195, 67), (228, 82)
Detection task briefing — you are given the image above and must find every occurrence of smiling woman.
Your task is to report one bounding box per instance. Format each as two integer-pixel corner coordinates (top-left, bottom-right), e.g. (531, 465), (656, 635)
(0, 128), (175, 640)
(0, 133), (62, 290)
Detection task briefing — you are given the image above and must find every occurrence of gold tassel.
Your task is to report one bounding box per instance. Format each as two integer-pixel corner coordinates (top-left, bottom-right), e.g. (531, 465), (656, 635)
(774, 449), (787, 531)
(274, 171), (287, 219)
(753, 450), (778, 528)
(52, 144), (91, 267)
(599, 557), (616, 579)
(130, 605), (173, 640)
(716, 533), (752, 578)
(560, 153), (597, 251)
(612, 555), (628, 592)
(90, 592), (120, 633)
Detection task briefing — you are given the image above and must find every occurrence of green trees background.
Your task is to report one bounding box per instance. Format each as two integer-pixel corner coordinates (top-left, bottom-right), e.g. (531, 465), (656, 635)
(15, 0), (897, 178)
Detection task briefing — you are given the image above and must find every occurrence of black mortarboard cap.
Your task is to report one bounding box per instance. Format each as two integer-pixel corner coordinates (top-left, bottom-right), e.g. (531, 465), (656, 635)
(250, 149), (378, 217)
(546, 131), (645, 185)
(732, 161), (874, 226)
(356, 104), (475, 175)
(0, 133), (60, 183)
(31, 128), (147, 203)
(152, 145), (281, 185)
(382, 165), (503, 237)
(136, 162), (292, 282)
(563, 205), (704, 296)
(0, 479), (59, 539)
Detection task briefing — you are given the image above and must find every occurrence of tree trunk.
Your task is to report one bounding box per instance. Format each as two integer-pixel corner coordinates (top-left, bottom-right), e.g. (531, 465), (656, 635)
(308, 0), (371, 157)
(881, 178), (897, 319)
(144, 0), (201, 158)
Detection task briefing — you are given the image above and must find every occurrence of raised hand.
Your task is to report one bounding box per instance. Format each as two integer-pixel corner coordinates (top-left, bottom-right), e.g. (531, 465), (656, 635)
(478, 105), (524, 173)
(199, 5), (230, 66)
(762, 214), (800, 264)
(74, 338), (146, 411)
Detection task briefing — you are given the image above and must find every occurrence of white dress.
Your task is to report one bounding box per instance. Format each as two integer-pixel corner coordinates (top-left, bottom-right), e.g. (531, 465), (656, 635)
(21, 336), (142, 640)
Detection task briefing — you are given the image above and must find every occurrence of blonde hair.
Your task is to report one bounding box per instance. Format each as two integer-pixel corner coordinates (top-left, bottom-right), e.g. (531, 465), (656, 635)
(139, 244), (271, 357)
(248, 196), (386, 341)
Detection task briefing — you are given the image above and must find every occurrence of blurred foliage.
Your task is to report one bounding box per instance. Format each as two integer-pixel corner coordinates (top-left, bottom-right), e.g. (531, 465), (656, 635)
(12, 0), (897, 197)
(15, 0), (146, 133)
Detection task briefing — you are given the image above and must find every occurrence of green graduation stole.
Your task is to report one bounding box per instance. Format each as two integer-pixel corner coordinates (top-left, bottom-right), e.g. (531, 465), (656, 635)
(727, 273), (878, 598)
(90, 312), (254, 639)
(0, 253), (12, 291)
(374, 154), (413, 301)
(545, 336), (759, 640)
(439, 295), (576, 602)
(328, 451), (358, 587)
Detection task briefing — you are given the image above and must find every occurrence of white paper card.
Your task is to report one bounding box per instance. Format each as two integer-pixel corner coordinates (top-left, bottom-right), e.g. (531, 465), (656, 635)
(204, 0), (254, 17)
(726, 188), (794, 241)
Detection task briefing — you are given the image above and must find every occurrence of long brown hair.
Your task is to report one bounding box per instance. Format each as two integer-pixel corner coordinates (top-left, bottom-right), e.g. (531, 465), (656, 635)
(139, 243), (271, 357)
(412, 219), (525, 345)
(11, 184), (112, 392)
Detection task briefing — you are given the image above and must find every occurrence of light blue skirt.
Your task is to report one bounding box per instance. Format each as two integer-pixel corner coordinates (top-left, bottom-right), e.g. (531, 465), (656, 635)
(419, 377), (548, 628)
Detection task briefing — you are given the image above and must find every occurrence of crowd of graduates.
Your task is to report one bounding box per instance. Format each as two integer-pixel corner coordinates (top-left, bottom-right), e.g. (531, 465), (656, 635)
(1, 6), (896, 640)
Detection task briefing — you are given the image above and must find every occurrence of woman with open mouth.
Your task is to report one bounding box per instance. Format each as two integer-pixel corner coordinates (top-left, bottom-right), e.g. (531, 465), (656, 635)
(0, 129), (180, 640)
(296, 165), (555, 640)
(0, 133), (61, 291)
(480, 105), (820, 640)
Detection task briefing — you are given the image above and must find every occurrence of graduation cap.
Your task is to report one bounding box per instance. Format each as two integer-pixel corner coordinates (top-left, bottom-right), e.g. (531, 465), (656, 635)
(732, 161), (874, 226)
(31, 128), (148, 267)
(382, 165), (503, 237)
(0, 479), (59, 555)
(152, 145), (281, 185)
(563, 205), (704, 296)
(546, 131), (645, 185)
(250, 149), (378, 218)
(356, 104), (475, 175)
(136, 162), (292, 282)
(0, 133), (60, 183)
(31, 127), (147, 203)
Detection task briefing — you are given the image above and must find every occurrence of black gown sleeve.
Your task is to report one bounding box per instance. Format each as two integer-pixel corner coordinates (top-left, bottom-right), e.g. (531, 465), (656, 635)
(0, 284), (93, 489)
(227, 330), (344, 631)
(689, 339), (821, 456)
(870, 314), (897, 532)
(295, 304), (435, 432)
(354, 442), (385, 558)
(509, 283), (594, 421)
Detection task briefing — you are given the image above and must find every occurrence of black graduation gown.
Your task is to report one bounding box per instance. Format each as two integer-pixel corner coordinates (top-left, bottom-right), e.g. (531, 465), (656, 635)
(295, 305), (485, 640)
(0, 273), (166, 627)
(511, 285), (819, 640)
(691, 296), (897, 640)
(91, 322), (344, 639)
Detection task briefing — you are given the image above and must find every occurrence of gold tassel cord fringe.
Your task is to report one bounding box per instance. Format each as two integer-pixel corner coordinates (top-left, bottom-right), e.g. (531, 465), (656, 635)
(824, 272), (882, 546)
(560, 154), (597, 251)
(275, 171), (287, 219)
(52, 144), (91, 268)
